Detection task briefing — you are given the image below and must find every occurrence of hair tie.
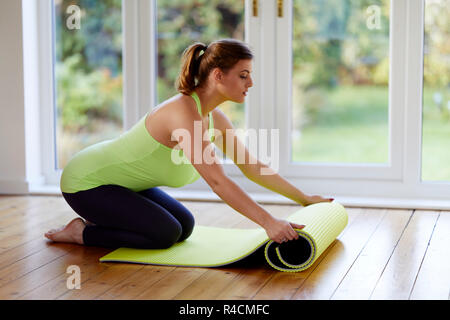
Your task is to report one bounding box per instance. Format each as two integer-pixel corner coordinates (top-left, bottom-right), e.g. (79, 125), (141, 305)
(198, 45), (208, 59)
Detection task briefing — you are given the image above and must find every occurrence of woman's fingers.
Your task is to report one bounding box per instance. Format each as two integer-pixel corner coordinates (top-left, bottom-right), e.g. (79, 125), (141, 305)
(269, 219), (307, 243)
(305, 195), (335, 206)
(279, 223), (304, 242)
(285, 223), (305, 241)
(290, 223), (305, 230)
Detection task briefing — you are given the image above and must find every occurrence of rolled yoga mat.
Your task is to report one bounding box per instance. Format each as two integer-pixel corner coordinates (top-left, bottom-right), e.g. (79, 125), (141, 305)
(99, 202), (348, 272)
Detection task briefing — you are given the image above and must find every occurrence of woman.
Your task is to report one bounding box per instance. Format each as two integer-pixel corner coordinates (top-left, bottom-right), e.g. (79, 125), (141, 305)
(45, 39), (333, 249)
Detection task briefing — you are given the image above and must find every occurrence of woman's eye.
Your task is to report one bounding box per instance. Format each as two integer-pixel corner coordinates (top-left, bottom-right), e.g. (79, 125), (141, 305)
(240, 76), (247, 79)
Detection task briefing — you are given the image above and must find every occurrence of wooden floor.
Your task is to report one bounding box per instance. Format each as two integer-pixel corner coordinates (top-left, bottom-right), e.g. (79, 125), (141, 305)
(0, 194), (448, 300)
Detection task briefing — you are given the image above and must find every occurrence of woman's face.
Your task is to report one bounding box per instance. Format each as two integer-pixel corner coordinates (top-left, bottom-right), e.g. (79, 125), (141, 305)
(216, 59), (253, 103)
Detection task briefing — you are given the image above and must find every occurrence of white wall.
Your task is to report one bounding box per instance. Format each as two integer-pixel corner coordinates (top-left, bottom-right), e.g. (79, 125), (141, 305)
(0, 0), (43, 195)
(0, 0), (28, 194)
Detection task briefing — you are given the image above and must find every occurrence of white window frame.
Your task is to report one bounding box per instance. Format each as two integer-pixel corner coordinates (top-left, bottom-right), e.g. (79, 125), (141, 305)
(36, 0), (58, 187)
(34, 0), (450, 209)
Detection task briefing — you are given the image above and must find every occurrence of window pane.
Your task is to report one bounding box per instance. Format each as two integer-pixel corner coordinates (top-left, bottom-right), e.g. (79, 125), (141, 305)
(54, 0), (123, 170)
(422, 0), (450, 182)
(156, 0), (246, 129)
(291, 0), (390, 164)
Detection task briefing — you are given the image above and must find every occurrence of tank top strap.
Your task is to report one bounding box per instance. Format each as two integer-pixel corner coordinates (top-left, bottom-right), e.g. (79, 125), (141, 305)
(191, 91), (202, 116)
(191, 91), (215, 142)
(209, 110), (215, 142)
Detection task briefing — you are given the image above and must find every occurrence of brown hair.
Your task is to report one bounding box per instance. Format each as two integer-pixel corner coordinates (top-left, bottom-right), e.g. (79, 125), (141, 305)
(175, 38), (254, 95)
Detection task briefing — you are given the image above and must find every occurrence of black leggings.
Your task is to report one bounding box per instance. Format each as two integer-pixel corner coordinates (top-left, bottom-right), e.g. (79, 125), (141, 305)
(61, 184), (195, 249)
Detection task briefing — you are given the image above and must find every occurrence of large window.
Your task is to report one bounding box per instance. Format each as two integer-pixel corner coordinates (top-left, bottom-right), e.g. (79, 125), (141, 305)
(421, 0), (450, 181)
(53, 0), (123, 169)
(291, 0), (390, 164)
(32, 0), (450, 207)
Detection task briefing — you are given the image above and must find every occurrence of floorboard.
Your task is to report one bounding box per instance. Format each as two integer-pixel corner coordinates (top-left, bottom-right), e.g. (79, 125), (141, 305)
(0, 195), (447, 300)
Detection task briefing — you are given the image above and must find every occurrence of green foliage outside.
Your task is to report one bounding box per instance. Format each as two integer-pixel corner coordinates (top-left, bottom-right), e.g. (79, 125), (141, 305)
(55, 0), (123, 131)
(155, 0), (246, 129)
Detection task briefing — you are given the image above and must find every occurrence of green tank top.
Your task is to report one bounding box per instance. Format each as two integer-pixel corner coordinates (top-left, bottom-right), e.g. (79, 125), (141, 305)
(60, 91), (215, 193)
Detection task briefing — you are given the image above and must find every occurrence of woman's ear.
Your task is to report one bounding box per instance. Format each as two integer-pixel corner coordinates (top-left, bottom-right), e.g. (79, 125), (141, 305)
(212, 67), (223, 82)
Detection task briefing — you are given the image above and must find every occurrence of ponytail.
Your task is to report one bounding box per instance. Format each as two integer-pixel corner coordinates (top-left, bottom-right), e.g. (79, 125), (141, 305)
(175, 39), (254, 96)
(175, 42), (208, 95)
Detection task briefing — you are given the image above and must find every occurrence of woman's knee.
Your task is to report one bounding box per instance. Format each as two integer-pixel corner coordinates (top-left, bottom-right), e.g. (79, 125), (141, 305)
(177, 213), (195, 242)
(153, 220), (183, 248)
(151, 215), (194, 246)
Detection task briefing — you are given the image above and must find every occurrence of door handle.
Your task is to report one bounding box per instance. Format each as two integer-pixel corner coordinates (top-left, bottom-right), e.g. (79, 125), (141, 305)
(253, 0), (258, 17)
(278, 0), (283, 17)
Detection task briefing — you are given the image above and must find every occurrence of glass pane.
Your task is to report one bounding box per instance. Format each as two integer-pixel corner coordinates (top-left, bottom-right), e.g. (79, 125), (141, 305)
(291, 0), (390, 164)
(422, 0), (450, 182)
(156, 0), (246, 130)
(54, 0), (123, 170)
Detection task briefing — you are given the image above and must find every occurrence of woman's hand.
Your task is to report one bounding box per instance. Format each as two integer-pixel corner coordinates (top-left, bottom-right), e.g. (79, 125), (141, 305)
(264, 217), (305, 244)
(303, 195), (334, 206)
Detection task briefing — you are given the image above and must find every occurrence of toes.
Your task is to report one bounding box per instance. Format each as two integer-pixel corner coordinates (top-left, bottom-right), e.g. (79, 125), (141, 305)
(45, 226), (65, 237)
(44, 233), (54, 240)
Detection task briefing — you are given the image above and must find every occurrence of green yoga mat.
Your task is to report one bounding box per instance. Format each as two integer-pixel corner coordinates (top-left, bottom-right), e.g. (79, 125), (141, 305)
(100, 202), (348, 272)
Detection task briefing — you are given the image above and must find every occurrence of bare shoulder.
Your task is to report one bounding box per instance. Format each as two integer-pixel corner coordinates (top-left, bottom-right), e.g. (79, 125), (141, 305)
(176, 94), (199, 117)
(169, 94), (201, 126)
(145, 93), (199, 148)
(147, 94), (198, 125)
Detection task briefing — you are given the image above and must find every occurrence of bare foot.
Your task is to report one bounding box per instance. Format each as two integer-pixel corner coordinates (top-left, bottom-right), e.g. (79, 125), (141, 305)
(45, 218), (86, 245)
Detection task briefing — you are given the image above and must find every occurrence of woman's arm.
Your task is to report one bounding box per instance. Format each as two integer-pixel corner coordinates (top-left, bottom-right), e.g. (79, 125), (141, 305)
(212, 175), (305, 243)
(212, 109), (333, 206)
(241, 160), (333, 206)
(242, 160), (308, 205)
(171, 103), (304, 243)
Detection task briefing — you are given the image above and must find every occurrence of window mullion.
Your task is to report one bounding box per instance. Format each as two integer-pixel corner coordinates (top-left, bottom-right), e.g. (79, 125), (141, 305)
(122, 0), (140, 130)
(40, 0), (59, 186)
(403, 0), (425, 187)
